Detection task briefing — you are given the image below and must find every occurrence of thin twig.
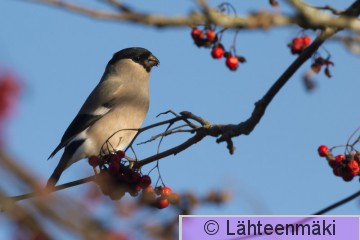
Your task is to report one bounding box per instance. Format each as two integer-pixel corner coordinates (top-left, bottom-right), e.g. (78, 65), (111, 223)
(138, 125), (193, 145)
(124, 115), (191, 152)
(10, 176), (95, 202)
(133, 131), (206, 168)
(158, 110), (199, 129)
(313, 190), (360, 215)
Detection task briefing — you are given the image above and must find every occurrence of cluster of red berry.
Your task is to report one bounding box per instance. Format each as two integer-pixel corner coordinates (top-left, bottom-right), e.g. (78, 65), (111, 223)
(288, 36), (312, 55)
(140, 185), (180, 209)
(89, 151), (179, 209)
(311, 57), (334, 78)
(302, 55), (335, 91)
(191, 28), (246, 71)
(318, 145), (360, 182)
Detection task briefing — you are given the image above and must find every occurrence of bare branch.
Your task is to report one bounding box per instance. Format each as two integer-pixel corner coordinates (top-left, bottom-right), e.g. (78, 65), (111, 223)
(25, 0), (360, 33)
(313, 190), (360, 215)
(287, 0), (360, 31)
(10, 176), (95, 201)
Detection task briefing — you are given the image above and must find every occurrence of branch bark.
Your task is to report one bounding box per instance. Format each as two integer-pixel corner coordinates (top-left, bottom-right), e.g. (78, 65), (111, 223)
(26, 0), (360, 33)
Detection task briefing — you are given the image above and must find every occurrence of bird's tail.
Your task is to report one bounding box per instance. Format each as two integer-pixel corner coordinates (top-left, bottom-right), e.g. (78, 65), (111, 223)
(46, 152), (70, 188)
(46, 139), (85, 188)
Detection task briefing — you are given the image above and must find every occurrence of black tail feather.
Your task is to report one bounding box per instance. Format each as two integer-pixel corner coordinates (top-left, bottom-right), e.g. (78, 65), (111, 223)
(46, 155), (68, 188)
(46, 139), (85, 188)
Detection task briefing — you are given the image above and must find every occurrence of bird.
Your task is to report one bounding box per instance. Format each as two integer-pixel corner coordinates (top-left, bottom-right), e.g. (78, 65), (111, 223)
(46, 47), (159, 187)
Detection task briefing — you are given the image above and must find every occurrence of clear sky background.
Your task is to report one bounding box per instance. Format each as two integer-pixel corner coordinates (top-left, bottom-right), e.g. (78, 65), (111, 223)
(1, 0), (360, 238)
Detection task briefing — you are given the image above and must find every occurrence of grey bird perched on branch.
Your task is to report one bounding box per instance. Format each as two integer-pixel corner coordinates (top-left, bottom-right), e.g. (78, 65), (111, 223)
(47, 47), (159, 187)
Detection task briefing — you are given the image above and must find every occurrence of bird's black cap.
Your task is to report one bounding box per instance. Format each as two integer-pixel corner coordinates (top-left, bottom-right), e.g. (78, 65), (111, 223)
(107, 47), (159, 72)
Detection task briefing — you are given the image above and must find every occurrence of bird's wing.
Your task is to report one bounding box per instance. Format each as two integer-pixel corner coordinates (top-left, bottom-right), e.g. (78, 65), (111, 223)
(48, 80), (122, 159)
(48, 113), (103, 159)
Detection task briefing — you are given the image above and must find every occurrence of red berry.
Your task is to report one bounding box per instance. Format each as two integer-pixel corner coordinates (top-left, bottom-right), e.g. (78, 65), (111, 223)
(191, 28), (203, 40)
(116, 150), (125, 159)
(329, 154), (345, 168)
(128, 171), (141, 184)
(109, 160), (121, 175)
(88, 156), (99, 167)
(211, 45), (225, 59)
(347, 160), (360, 176)
(302, 36), (311, 46)
(139, 175), (152, 189)
(317, 145), (329, 157)
(292, 37), (303, 45)
(110, 154), (120, 162)
(291, 44), (303, 54)
(156, 197), (169, 209)
(206, 30), (217, 42)
(225, 55), (239, 71)
(290, 37), (304, 54)
(335, 154), (345, 162)
(161, 186), (172, 197)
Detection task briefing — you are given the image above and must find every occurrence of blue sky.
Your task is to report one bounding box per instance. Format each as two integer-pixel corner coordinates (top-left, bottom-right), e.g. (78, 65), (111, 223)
(1, 0), (360, 238)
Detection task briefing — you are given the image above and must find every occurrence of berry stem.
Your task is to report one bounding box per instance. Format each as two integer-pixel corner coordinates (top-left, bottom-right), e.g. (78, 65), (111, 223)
(230, 29), (240, 55)
(346, 126), (360, 148)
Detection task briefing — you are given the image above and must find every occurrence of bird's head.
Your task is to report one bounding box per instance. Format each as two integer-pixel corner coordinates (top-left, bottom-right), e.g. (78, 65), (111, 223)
(107, 47), (159, 72)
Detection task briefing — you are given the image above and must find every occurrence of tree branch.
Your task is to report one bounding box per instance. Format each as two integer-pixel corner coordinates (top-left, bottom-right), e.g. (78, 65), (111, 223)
(25, 0), (360, 33)
(313, 190), (360, 215)
(10, 176), (95, 201)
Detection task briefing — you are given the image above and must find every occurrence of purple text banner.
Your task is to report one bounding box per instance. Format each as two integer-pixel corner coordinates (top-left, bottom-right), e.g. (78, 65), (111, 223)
(180, 216), (359, 240)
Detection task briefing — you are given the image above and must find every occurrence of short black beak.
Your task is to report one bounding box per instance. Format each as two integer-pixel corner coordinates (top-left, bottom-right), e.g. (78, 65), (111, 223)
(148, 54), (160, 67)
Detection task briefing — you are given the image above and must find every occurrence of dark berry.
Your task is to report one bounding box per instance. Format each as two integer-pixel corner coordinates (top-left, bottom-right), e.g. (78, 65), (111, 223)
(116, 150), (125, 159)
(88, 156), (100, 167)
(139, 175), (152, 189)
(109, 160), (121, 175)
